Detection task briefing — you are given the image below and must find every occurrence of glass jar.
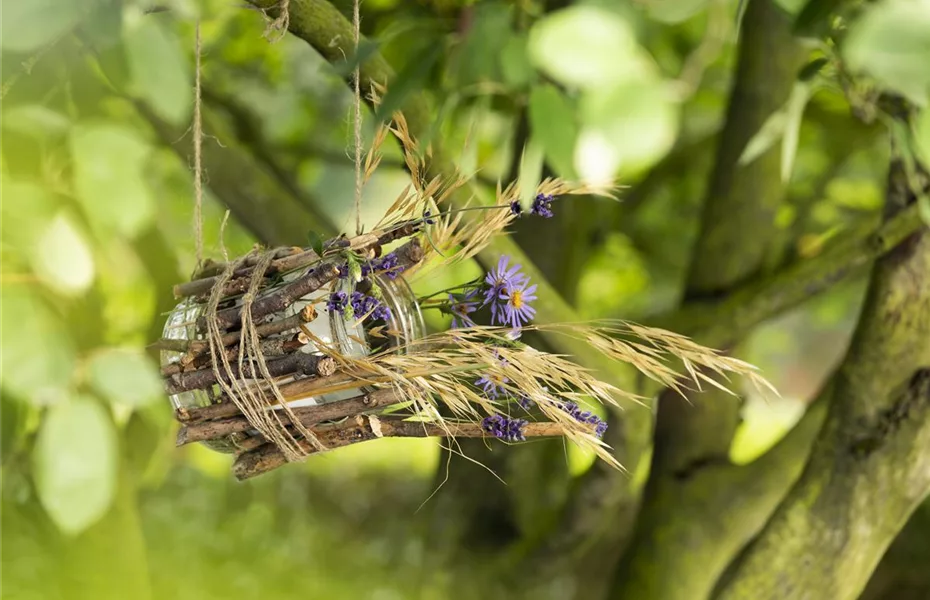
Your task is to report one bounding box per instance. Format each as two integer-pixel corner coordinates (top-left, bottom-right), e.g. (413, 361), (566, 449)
(161, 269), (425, 453)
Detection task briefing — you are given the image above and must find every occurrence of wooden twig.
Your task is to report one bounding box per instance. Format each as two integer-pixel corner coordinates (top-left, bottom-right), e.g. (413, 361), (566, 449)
(161, 337), (305, 376)
(197, 237), (423, 332)
(199, 263), (342, 331)
(232, 416), (567, 480)
(175, 387), (400, 445)
(175, 222), (422, 298)
(154, 305), (318, 358)
(164, 353), (337, 395)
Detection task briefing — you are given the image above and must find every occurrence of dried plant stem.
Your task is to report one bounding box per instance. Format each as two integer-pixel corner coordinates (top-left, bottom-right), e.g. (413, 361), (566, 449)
(176, 387), (401, 445)
(164, 353), (337, 395)
(233, 416), (568, 480)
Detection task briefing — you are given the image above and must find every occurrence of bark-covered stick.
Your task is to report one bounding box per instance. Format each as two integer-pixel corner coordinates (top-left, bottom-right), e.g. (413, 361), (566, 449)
(154, 305), (317, 358)
(176, 222), (422, 298)
(195, 237), (422, 331)
(161, 337), (305, 377)
(175, 388), (401, 445)
(174, 369), (374, 423)
(164, 353), (337, 395)
(232, 417), (568, 480)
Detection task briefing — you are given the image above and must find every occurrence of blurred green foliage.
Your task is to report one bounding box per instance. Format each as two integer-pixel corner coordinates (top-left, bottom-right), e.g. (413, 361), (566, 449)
(2, 0), (930, 597)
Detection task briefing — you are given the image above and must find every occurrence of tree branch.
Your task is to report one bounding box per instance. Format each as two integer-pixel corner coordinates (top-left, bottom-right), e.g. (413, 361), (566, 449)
(714, 155), (930, 599)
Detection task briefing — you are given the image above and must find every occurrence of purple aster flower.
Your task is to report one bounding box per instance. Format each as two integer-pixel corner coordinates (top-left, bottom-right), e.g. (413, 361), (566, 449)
(531, 193), (554, 218)
(475, 373), (509, 399)
(495, 280), (537, 329)
(327, 291), (348, 313)
(482, 255), (528, 316)
(449, 290), (479, 329)
(509, 200), (523, 217)
(481, 414), (528, 442)
(555, 401), (608, 439)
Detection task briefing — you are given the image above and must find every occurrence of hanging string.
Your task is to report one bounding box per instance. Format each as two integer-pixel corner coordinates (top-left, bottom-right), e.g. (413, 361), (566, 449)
(193, 20), (205, 270)
(353, 0), (363, 236)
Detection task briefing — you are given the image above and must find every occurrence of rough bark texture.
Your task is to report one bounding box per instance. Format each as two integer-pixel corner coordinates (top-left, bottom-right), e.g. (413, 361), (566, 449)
(714, 161), (930, 600)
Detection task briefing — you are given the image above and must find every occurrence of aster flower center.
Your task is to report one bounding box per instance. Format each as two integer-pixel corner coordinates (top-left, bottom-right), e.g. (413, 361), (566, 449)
(510, 289), (524, 309)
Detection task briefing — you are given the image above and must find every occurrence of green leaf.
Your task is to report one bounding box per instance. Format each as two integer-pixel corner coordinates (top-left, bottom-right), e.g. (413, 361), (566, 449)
(123, 15), (192, 127)
(647, 0), (711, 24)
(798, 57), (830, 82)
(774, 0), (808, 16)
(781, 83), (814, 183)
(529, 84), (578, 179)
(375, 41), (442, 121)
(1, 105), (71, 139)
(0, 0), (95, 53)
(528, 6), (656, 89)
(33, 396), (117, 535)
(843, 0), (930, 107)
(87, 349), (163, 409)
(577, 81), (678, 179)
(794, 0), (844, 36)
(518, 138), (545, 209)
(500, 35), (535, 88)
(455, 2), (511, 85)
(914, 109), (930, 165)
(307, 231), (325, 257)
(31, 211), (96, 297)
(0, 286), (76, 405)
(0, 180), (60, 254)
(739, 108), (789, 167)
(919, 192), (930, 227)
(70, 123), (154, 237)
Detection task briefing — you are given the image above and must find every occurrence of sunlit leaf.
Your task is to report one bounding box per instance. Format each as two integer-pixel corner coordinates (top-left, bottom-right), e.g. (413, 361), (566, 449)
(518, 139), (545, 210)
(919, 192), (930, 227)
(70, 123), (154, 237)
(739, 108), (789, 166)
(0, 0), (97, 52)
(31, 211), (96, 297)
(647, 0), (712, 24)
(123, 15), (192, 127)
(781, 83), (814, 183)
(843, 0), (930, 107)
(0, 180), (60, 254)
(529, 84), (578, 179)
(914, 109), (930, 165)
(528, 6), (655, 89)
(0, 286), (76, 405)
(87, 348), (163, 409)
(577, 81), (678, 176)
(33, 396), (117, 535)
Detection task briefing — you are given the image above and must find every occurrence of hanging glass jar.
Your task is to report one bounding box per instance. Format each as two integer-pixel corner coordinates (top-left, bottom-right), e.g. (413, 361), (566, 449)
(161, 267), (425, 453)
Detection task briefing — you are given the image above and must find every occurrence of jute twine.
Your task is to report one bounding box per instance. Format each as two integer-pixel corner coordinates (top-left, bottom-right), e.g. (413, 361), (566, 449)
(186, 0), (369, 459)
